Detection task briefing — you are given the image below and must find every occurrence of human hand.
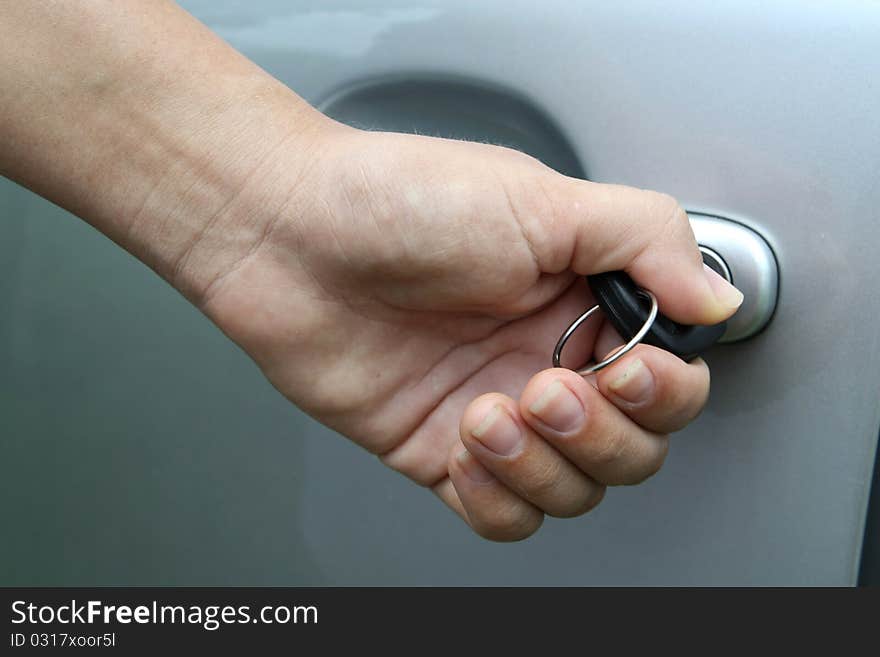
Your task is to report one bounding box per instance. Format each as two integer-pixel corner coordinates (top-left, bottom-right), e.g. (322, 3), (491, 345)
(0, 1), (743, 541)
(196, 124), (744, 540)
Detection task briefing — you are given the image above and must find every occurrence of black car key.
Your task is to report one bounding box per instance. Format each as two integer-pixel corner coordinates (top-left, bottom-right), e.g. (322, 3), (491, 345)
(587, 270), (726, 362)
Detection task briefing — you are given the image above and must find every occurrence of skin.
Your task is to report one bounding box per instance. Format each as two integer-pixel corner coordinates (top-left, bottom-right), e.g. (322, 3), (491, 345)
(0, 1), (743, 541)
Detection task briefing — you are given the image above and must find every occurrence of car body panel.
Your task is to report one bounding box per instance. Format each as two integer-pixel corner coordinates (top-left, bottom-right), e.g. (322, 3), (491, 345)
(2, 0), (878, 585)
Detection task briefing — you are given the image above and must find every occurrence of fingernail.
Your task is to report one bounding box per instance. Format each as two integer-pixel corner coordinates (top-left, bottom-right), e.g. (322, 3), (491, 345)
(608, 358), (654, 404)
(471, 404), (523, 456)
(703, 264), (744, 311)
(528, 380), (584, 432)
(456, 448), (494, 483)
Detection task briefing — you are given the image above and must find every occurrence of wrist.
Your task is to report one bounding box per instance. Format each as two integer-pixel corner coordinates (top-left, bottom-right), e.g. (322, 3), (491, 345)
(121, 81), (337, 304)
(0, 0), (341, 305)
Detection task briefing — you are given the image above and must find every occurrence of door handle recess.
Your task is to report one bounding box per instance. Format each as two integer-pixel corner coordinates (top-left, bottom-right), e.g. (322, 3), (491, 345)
(688, 213), (778, 343)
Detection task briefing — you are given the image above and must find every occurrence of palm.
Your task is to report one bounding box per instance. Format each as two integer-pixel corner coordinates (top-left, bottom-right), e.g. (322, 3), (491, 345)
(205, 250), (596, 488)
(368, 285), (592, 485)
(298, 277), (597, 488)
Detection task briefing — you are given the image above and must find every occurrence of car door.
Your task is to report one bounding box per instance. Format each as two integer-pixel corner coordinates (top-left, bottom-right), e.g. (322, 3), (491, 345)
(2, 0), (878, 585)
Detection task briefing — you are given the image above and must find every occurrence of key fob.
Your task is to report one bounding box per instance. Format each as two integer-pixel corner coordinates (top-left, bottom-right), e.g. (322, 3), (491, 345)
(587, 271), (726, 362)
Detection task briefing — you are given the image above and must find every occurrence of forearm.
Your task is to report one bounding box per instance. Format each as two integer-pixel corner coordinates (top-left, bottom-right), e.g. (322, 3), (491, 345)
(0, 0), (328, 301)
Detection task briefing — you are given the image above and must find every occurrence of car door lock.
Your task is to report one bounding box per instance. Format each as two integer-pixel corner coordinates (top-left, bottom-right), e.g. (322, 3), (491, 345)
(553, 213), (778, 374)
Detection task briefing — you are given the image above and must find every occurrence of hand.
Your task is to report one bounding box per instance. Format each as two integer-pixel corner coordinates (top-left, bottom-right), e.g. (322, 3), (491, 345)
(197, 124), (744, 541)
(0, 1), (743, 541)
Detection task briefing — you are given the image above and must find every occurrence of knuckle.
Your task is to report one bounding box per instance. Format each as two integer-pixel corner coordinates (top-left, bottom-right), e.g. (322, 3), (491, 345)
(623, 437), (669, 485)
(650, 191), (685, 221)
(562, 393), (628, 467)
(520, 457), (564, 499)
(652, 378), (686, 414)
(694, 362), (712, 409)
(497, 172), (562, 277)
(475, 503), (544, 542)
(647, 192), (691, 241)
(445, 448), (464, 478)
(490, 143), (544, 168)
(584, 427), (629, 468)
(683, 386), (710, 424)
(548, 485), (606, 518)
(657, 371), (709, 427)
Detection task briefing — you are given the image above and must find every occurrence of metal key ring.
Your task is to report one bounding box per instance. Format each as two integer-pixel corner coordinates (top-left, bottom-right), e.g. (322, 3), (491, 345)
(552, 289), (658, 376)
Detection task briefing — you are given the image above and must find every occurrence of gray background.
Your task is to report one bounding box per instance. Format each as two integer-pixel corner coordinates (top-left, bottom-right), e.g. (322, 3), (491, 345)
(2, 0), (879, 585)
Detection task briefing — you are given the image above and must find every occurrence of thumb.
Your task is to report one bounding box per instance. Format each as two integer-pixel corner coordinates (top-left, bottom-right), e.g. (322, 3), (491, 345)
(531, 178), (743, 325)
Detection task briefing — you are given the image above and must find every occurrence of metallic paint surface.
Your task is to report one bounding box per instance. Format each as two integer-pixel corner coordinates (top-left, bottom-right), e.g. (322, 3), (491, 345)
(2, 0), (878, 585)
